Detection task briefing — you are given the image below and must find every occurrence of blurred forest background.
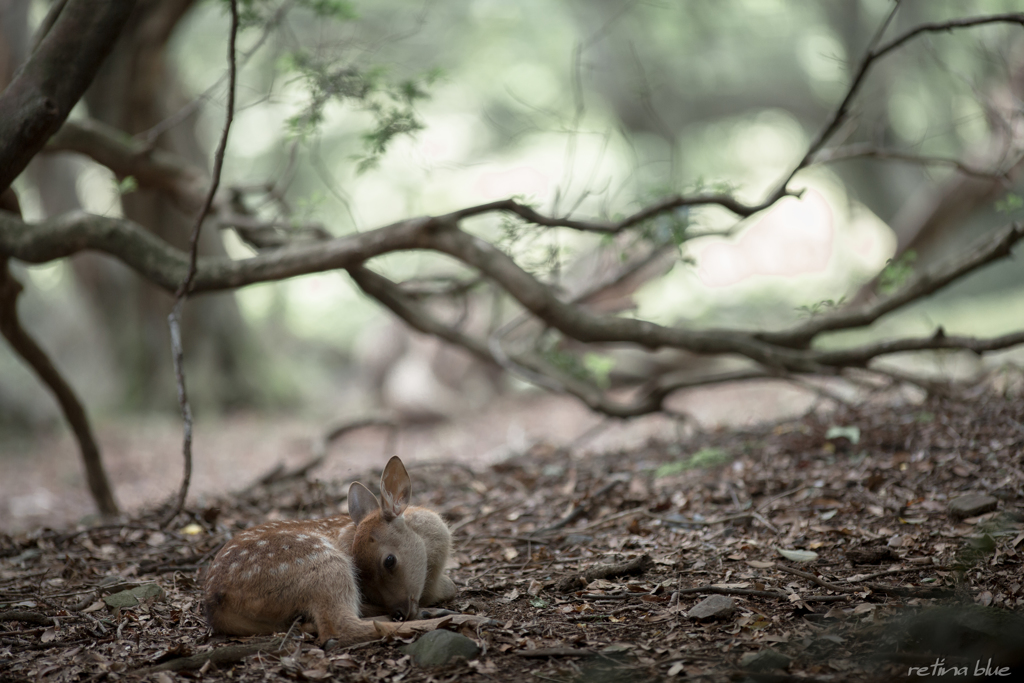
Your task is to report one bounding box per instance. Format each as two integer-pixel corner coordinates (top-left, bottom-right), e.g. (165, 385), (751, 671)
(1, 0), (1023, 530)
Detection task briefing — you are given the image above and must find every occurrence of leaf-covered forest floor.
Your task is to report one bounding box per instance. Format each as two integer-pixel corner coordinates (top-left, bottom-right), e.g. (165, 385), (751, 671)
(2, 387), (1024, 683)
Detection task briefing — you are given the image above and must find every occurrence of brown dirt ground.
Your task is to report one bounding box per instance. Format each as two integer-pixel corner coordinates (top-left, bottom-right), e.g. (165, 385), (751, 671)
(0, 380), (824, 533)
(2, 386), (1024, 682)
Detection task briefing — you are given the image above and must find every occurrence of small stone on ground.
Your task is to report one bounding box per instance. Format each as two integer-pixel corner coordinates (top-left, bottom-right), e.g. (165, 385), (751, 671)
(400, 630), (480, 667)
(948, 493), (998, 519)
(686, 595), (735, 620)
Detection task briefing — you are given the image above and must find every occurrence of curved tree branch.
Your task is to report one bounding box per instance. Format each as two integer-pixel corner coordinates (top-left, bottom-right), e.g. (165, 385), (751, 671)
(0, 0), (137, 190)
(0, 259), (119, 515)
(46, 118), (208, 213)
(44, 118), (778, 235)
(872, 13), (1024, 61)
(812, 144), (1019, 182)
(3, 208), (1022, 385)
(0, 210), (436, 291)
(448, 192), (792, 233)
(772, 10), (1024, 197)
(757, 222), (1024, 347)
(353, 263), (781, 417)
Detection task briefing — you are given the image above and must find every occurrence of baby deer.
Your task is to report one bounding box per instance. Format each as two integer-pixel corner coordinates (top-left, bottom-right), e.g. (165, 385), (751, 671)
(204, 456), (472, 646)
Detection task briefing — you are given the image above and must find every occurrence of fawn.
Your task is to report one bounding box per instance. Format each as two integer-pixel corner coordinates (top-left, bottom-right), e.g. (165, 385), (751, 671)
(203, 456), (472, 646)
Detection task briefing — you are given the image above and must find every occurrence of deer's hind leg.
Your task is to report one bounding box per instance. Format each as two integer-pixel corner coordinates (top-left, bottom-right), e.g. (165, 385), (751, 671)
(296, 551), (367, 645)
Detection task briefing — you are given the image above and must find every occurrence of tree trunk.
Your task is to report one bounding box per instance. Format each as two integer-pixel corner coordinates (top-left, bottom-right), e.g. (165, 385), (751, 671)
(81, 0), (260, 411)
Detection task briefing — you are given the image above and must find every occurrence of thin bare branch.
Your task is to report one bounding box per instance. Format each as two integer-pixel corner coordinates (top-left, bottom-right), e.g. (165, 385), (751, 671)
(872, 12), (1024, 62)
(347, 265), (495, 366)
(47, 121), (770, 242)
(772, 9), (1024, 198)
(812, 143), (1016, 182)
(161, 0), (239, 530)
(0, 260), (119, 516)
(444, 194), (791, 235)
(758, 222), (1024, 347)
(768, 0), (902, 199)
(46, 118), (209, 213)
(353, 264), (766, 418)
(816, 328), (1024, 367)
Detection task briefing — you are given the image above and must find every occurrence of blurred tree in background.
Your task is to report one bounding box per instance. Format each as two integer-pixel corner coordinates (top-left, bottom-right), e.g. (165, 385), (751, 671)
(1, 0), (1023, 514)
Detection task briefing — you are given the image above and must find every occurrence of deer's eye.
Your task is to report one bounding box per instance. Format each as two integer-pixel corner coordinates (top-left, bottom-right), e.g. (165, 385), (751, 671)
(384, 554), (396, 571)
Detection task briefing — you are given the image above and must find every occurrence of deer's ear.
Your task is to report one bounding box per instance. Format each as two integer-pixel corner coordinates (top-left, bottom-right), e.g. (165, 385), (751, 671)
(348, 482), (379, 525)
(379, 456), (411, 521)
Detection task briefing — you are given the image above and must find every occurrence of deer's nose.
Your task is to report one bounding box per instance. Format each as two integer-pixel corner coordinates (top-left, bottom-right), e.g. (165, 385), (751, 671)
(392, 597), (418, 622)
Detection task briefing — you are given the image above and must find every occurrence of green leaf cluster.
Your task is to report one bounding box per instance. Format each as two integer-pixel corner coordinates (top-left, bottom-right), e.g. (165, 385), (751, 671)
(796, 296), (846, 317)
(654, 447), (731, 478)
(235, 0), (357, 28)
(283, 53), (440, 171)
(877, 250), (917, 296)
(538, 336), (615, 390)
(995, 193), (1022, 215)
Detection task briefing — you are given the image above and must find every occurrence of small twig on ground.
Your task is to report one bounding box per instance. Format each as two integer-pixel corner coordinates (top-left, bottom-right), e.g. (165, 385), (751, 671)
(468, 534), (554, 547)
(647, 510), (749, 527)
(67, 593), (98, 612)
(566, 507), (645, 534)
(451, 502), (520, 535)
(675, 586), (788, 600)
(138, 543), (222, 574)
(555, 554), (652, 592)
(778, 564), (953, 598)
(0, 611), (54, 626)
(9, 636), (94, 652)
(533, 476), (629, 535)
(756, 486), (810, 513)
(777, 565), (859, 593)
(752, 511), (781, 534)
(514, 647), (598, 658)
(135, 637), (292, 673)
(845, 566), (946, 583)
(53, 523), (165, 545)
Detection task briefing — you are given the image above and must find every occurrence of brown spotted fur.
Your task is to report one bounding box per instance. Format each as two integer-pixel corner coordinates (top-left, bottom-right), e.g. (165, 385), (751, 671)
(203, 457), (458, 646)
